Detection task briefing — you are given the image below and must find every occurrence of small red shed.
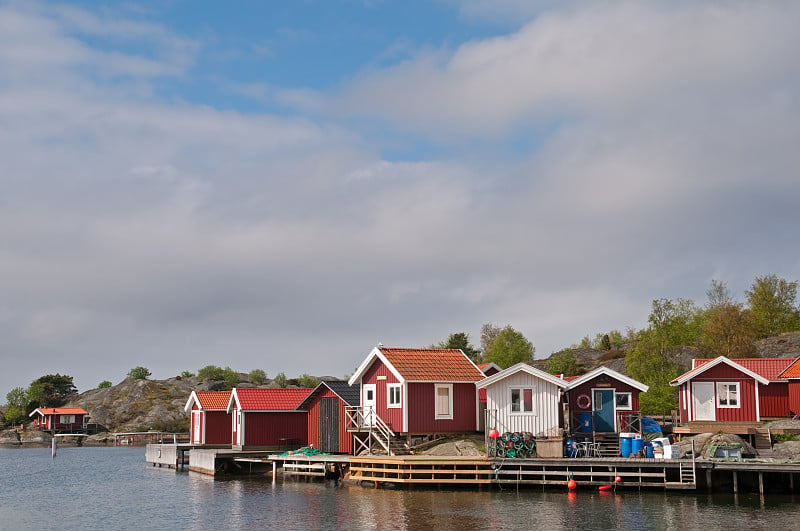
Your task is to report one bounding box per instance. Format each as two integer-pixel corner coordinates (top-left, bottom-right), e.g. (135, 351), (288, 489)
(184, 391), (232, 446)
(296, 380), (360, 454)
(347, 347), (485, 435)
(29, 407), (88, 433)
(565, 367), (649, 433)
(671, 357), (793, 423)
(778, 356), (800, 416)
(227, 388), (312, 450)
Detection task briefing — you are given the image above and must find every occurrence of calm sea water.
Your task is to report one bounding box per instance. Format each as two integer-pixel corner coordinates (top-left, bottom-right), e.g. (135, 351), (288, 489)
(1, 446), (799, 530)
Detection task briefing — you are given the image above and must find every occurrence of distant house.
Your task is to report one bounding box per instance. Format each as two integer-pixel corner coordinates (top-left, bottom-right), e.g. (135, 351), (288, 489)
(347, 347), (485, 436)
(477, 363), (568, 437)
(227, 388), (312, 449)
(184, 391), (232, 446)
(477, 362), (502, 377)
(477, 362), (501, 431)
(565, 367), (649, 433)
(670, 357), (794, 423)
(29, 407), (88, 433)
(296, 380), (360, 454)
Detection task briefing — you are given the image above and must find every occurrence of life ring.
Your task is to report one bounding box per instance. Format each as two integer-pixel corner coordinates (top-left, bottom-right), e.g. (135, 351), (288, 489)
(576, 394), (591, 409)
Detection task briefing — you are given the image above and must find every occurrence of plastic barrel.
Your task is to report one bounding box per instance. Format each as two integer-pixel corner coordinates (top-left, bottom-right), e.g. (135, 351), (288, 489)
(620, 435), (632, 457)
(566, 439), (576, 458)
(644, 442), (654, 458)
(631, 437), (644, 455)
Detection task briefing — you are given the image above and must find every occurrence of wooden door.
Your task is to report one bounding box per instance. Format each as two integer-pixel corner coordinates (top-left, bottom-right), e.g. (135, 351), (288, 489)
(693, 382), (716, 421)
(320, 398), (339, 453)
(593, 389), (615, 432)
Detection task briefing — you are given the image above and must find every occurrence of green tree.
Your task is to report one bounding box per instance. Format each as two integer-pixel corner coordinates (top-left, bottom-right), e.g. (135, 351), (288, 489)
(546, 349), (579, 376)
(746, 274), (800, 338)
(273, 372), (288, 388)
(480, 323), (501, 355)
(627, 298), (702, 414)
(97, 381), (112, 389)
(27, 374), (77, 408)
(4, 387), (28, 425)
(483, 326), (535, 369)
(127, 366), (151, 380)
(197, 365), (225, 382)
(222, 367), (240, 387)
(181, 370), (195, 379)
(296, 374), (319, 388)
(248, 369), (268, 385)
(434, 332), (481, 363)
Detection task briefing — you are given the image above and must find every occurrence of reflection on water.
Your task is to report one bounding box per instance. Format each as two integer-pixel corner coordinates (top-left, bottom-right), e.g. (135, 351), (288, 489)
(2, 447), (800, 530)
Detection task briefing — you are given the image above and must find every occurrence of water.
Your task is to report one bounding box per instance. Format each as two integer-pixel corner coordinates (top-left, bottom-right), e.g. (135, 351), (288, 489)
(1, 447), (799, 530)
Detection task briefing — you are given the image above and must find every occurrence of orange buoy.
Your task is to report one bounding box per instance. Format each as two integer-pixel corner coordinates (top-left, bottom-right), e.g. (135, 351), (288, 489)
(567, 479), (577, 490)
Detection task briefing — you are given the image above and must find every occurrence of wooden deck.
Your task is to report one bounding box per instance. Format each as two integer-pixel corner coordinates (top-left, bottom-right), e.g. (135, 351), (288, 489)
(673, 421), (761, 435)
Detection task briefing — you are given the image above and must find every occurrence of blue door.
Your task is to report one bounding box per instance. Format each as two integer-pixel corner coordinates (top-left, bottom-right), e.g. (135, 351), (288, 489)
(593, 389), (615, 432)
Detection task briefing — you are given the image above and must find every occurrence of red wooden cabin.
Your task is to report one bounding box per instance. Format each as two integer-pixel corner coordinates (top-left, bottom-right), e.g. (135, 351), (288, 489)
(778, 357), (800, 416)
(347, 347), (485, 435)
(29, 407), (88, 433)
(296, 380), (360, 454)
(184, 391), (232, 446)
(565, 367), (649, 434)
(227, 388), (312, 450)
(670, 357), (794, 423)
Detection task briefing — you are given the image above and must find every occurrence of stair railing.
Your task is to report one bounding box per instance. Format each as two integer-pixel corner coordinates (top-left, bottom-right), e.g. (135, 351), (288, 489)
(345, 406), (395, 455)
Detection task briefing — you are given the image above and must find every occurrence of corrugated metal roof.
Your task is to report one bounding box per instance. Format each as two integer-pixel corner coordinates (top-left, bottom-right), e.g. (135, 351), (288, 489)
(234, 388), (312, 411)
(380, 348), (484, 382)
(693, 357), (794, 381)
(194, 391), (231, 410)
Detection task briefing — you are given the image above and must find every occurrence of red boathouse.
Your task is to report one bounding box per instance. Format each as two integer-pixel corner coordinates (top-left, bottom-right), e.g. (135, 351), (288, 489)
(184, 391), (232, 445)
(29, 407), (88, 433)
(297, 380), (360, 454)
(227, 388), (312, 450)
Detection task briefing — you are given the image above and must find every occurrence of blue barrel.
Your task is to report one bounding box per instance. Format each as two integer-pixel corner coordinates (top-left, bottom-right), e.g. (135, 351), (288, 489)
(620, 435), (632, 457)
(644, 441), (653, 458)
(577, 412), (593, 432)
(631, 437), (644, 456)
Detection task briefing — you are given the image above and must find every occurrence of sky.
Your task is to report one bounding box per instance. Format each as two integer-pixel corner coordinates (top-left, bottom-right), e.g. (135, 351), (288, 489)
(1, 0), (799, 398)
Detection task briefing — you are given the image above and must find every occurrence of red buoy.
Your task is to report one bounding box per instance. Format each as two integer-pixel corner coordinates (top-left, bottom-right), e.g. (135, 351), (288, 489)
(615, 476), (622, 483)
(567, 479), (577, 490)
(599, 485), (612, 491)
(489, 429), (499, 439)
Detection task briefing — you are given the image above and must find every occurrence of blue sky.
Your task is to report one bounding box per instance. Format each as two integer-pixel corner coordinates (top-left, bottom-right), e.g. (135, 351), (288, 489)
(2, 0), (800, 397)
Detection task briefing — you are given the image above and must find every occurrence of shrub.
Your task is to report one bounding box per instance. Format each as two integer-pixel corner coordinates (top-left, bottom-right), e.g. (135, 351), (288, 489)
(197, 365), (225, 382)
(181, 370), (195, 379)
(773, 433), (799, 444)
(98, 381), (112, 389)
(127, 367), (151, 380)
(273, 372), (288, 388)
(296, 374), (320, 388)
(248, 369), (267, 385)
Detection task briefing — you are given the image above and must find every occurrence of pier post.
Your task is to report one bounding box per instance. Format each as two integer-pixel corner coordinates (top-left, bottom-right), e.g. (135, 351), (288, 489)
(273, 460), (277, 484)
(732, 471), (737, 494)
(790, 473), (794, 493)
(706, 469), (712, 492)
(758, 472), (764, 496)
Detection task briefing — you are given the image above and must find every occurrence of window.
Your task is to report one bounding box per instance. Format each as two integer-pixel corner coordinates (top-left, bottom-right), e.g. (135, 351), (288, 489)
(717, 382), (740, 408)
(434, 384), (453, 419)
(387, 383), (401, 408)
(615, 392), (632, 411)
(59, 415), (75, 424)
(510, 388), (534, 413)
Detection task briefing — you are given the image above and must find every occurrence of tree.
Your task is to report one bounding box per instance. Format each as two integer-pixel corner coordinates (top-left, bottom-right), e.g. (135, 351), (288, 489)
(296, 374), (319, 388)
(197, 365), (225, 382)
(434, 332), (480, 363)
(248, 369), (268, 385)
(4, 387), (28, 425)
(27, 374), (77, 408)
(222, 367), (240, 387)
(546, 349), (579, 376)
(706, 279), (734, 309)
(273, 372), (288, 388)
(480, 323), (502, 354)
(97, 381), (112, 389)
(700, 304), (756, 359)
(627, 298), (702, 414)
(127, 366), (151, 380)
(746, 274), (800, 338)
(483, 326), (534, 369)
(180, 370), (195, 379)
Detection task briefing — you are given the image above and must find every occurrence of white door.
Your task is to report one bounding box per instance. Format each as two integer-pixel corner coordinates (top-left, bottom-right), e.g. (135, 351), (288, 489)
(192, 411), (202, 444)
(692, 382), (716, 421)
(363, 384), (376, 427)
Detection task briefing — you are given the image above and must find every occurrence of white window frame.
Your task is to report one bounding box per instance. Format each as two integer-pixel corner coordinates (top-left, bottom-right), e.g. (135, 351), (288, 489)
(717, 382), (740, 408)
(434, 384), (453, 420)
(509, 387), (535, 414)
(615, 392), (633, 411)
(59, 414), (75, 424)
(387, 383), (402, 408)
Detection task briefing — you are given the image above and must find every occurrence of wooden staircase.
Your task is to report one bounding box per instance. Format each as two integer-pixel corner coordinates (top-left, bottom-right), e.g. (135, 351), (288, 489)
(753, 428), (772, 451)
(594, 433), (621, 457)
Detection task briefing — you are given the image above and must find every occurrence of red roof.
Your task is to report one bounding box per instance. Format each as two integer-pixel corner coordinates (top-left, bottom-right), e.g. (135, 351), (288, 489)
(779, 357), (800, 378)
(233, 388), (312, 411)
(194, 391), (231, 410)
(34, 407), (87, 415)
(693, 358), (794, 381)
(380, 348), (485, 382)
